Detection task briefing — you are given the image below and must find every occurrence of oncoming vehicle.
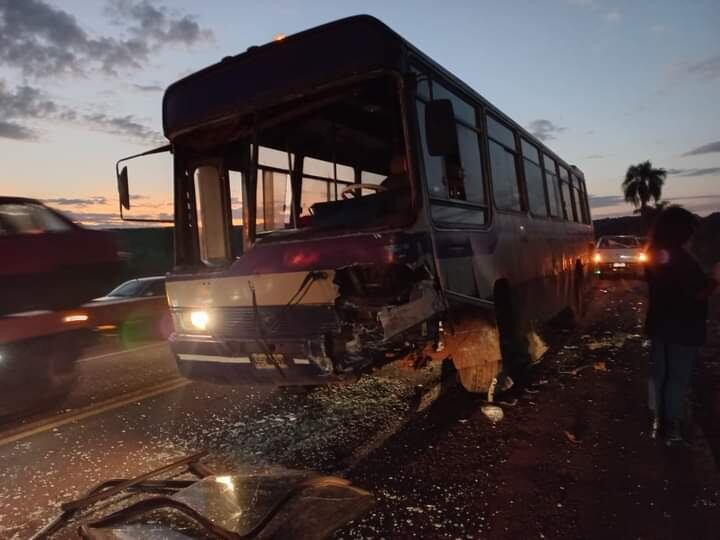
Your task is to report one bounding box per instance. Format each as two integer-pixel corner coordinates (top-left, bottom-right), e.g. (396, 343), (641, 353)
(0, 309), (92, 417)
(593, 235), (647, 277)
(116, 16), (594, 393)
(0, 197), (123, 316)
(86, 276), (171, 338)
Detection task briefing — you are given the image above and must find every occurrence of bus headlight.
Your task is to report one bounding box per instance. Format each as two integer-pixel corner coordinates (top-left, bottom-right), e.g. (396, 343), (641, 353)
(174, 310), (213, 333)
(190, 310), (210, 330)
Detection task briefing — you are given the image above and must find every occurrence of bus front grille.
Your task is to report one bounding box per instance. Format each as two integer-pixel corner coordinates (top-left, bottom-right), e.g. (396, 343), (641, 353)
(214, 305), (339, 339)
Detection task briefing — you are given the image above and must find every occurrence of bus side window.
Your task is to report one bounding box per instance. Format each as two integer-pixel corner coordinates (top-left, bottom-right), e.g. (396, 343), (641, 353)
(521, 139), (548, 217)
(572, 173), (588, 224)
(417, 97), (485, 206)
(558, 166), (576, 221)
(487, 115), (521, 211)
(543, 155), (562, 218)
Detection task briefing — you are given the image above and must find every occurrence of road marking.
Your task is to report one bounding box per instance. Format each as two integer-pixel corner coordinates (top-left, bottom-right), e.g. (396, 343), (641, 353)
(0, 377), (190, 447)
(77, 342), (168, 363)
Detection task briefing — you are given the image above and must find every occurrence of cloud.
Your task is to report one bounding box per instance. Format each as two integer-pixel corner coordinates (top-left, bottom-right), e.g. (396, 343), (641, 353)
(591, 194), (720, 218)
(0, 80), (59, 139)
(82, 112), (163, 144)
(667, 167), (720, 177)
(685, 54), (720, 80)
(0, 0), (212, 77)
(44, 196), (107, 207)
(565, 0), (593, 5)
(682, 140), (720, 156)
(0, 79), (162, 143)
(606, 10), (621, 22)
(650, 24), (666, 33)
(132, 83), (163, 92)
(589, 195), (624, 209)
(527, 119), (565, 141)
(107, 0), (212, 47)
(0, 120), (36, 140)
(585, 154), (604, 159)
(669, 54), (720, 82)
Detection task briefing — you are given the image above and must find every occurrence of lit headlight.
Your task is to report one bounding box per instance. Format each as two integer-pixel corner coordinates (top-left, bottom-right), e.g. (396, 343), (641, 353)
(593, 253), (602, 263)
(638, 252), (648, 263)
(174, 310), (212, 333)
(190, 310), (210, 330)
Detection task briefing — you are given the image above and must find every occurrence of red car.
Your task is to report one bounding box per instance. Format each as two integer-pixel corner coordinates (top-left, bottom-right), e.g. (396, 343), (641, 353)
(0, 197), (124, 316)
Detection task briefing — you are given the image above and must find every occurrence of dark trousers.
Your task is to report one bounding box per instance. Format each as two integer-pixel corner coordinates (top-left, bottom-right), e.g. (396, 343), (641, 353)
(648, 339), (697, 423)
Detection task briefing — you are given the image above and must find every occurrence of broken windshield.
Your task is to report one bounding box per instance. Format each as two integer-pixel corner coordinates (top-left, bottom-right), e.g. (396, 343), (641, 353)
(188, 75), (412, 251)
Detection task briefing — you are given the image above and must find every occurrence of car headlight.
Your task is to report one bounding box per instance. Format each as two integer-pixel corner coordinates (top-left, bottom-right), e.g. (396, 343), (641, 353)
(173, 310), (213, 333)
(593, 253), (602, 263)
(637, 252), (648, 263)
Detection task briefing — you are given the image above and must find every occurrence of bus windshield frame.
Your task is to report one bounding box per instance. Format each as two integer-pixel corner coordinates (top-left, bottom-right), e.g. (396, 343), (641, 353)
(175, 72), (416, 267)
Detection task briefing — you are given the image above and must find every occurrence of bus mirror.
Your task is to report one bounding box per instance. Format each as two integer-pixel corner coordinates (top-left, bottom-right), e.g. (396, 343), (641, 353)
(118, 166), (130, 210)
(425, 99), (457, 156)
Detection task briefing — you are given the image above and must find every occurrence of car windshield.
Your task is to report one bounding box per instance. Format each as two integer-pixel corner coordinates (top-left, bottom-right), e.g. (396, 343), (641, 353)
(598, 236), (640, 249)
(0, 203), (72, 234)
(107, 280), (145, 298)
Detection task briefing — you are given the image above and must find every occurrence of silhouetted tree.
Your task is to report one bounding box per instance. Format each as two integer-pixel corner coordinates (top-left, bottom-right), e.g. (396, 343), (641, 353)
(622, 161), (666, 216)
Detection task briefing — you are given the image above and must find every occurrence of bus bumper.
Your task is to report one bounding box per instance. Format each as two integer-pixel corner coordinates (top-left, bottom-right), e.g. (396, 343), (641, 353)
(169, 334), (348, 386)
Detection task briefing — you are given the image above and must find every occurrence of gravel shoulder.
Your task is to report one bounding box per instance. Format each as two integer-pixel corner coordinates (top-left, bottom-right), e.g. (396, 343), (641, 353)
(336, 279), (720, 539)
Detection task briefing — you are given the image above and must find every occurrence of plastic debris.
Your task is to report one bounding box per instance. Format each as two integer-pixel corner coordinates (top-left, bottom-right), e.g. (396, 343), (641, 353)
(564, 430), (581, 444)
(480, 404), (504, 423)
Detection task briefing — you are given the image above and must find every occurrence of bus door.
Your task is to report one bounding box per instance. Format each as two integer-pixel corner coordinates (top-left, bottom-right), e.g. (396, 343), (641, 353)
(416, 92), (502, 393)
(415, 89), (491, 300)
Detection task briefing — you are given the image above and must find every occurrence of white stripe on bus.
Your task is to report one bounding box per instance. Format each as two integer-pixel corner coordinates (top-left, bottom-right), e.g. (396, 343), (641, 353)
(177, 353), (251, 364)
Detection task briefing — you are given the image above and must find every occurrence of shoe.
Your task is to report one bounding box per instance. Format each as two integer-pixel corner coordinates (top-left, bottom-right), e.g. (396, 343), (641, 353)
(650, 416), (660, 439)
(664, 422), (687, 447)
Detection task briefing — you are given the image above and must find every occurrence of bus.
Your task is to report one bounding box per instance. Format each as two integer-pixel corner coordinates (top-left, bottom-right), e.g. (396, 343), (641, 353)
(116, 15), (594, 393)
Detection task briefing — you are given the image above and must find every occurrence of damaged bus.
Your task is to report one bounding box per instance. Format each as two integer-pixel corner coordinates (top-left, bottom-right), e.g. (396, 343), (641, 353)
(116, 15), (594, 393)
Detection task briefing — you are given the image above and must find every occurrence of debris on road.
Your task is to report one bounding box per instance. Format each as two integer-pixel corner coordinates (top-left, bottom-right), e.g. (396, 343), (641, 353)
(481, 404), (504, 423)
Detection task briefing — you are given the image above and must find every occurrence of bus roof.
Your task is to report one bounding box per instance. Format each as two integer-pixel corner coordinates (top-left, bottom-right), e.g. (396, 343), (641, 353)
(163, 15), (583, 176)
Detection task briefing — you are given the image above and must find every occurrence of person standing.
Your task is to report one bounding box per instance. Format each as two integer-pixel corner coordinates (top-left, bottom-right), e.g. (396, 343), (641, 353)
(645, 206), (719, 445)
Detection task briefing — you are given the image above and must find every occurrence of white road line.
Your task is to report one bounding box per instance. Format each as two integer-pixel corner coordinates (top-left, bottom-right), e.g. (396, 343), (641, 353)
(77, 342), (168, 363)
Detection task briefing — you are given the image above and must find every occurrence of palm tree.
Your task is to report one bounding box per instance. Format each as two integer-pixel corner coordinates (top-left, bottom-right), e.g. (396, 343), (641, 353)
(622, 161), (666, 215)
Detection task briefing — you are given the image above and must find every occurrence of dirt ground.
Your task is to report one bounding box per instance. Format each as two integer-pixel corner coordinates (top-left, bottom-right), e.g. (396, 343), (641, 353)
(337, 279), (720, 539)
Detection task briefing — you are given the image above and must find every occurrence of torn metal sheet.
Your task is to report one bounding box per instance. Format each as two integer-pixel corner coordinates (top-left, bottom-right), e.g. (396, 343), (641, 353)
(377, 282), (444, 340)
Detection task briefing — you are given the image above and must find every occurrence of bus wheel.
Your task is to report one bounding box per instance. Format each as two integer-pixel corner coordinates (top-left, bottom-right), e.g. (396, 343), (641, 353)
(448, 298), (505, 394)
(573, 262), (585, 320)
(494, 280), (517, 369)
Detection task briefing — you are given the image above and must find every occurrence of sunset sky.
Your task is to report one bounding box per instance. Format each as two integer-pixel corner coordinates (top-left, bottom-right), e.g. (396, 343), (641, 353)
(1, 0), (718, 226)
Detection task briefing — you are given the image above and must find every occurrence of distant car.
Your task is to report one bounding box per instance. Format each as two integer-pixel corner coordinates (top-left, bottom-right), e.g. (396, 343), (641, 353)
(86, 276), (171, 338)
(0, 197), (123, 316)
(593, 235), (648, 277)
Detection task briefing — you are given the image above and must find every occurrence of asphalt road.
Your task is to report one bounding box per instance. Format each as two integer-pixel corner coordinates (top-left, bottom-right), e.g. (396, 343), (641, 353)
(0, 280), (717, 539)
(0, 335), (432, 539)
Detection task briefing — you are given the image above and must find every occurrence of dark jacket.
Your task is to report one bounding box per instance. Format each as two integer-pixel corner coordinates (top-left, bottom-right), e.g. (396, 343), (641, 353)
(645, 248), (716, 346)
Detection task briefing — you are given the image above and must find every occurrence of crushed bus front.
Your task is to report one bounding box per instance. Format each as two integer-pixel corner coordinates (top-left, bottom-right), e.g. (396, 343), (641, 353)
(167, 230), (446, 385)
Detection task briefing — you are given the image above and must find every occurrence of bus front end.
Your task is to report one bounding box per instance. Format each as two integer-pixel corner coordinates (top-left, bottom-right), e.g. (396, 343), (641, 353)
(144, 18), (447, 386)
